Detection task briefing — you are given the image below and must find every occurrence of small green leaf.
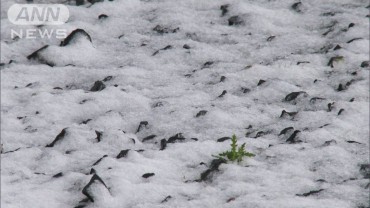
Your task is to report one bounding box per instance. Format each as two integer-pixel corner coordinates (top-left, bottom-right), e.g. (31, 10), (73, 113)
(215, 135), (254, 163)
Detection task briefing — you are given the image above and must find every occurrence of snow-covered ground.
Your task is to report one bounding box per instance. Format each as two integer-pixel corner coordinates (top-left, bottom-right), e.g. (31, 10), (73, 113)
(1, 0), (369, 207)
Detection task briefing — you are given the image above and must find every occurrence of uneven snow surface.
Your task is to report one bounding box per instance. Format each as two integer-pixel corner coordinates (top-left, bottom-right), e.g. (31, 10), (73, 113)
(1, 0), (369, 207)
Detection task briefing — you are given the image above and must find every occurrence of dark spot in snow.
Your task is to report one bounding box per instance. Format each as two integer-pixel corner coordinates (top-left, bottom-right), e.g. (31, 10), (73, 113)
(217, 137), (231, 142)
(89, 168), (96, 175)
(102, 76), (113, 82)
(191, 138), (198, 141)
(136, 121), (149, 133)
(98, 14), (108, 20)
(349, 98), (355, 102)
(218, 90), (227, 98)
(254, 131), (269, 138)
(27, 45), (55, 67)
(198, 158), (226, 182)
(266, 36), (275, 41)
(142, 135), (156, 142)
(284, 91), (307, 102)
(161, 195), (172, 203)
(342, 178), (357, 183)
(24, 125), (37, 133)
(152, 45), (173, 56)
(142, 173), (155, 178)
(76, 0), (84, 6)
(333, 45), (342, 50)
(346, 140), (362, 144)
(75, 198), (89, 208)
(337, 109), (344, 115)
(322, 139), (336, 146)
(319, 44), (334, 54)
(160, 139), (167, 150)
(82, 174), (109, 203)
(257, 79), (266, 86)
(227, 197), (236, 203)
(152, 50), (159, 56)
(116, 149), (130, 159)
(53, 87), (63, 90)
(34, 172), (46, 175)
(81, 119), (92, 124)
(220, 4), (229, 16)
(92, 155), (107, 166)
(202, 61), (214, 69)
(361, 61), (369, 68)
(321, 12), (335, 16)
(153, 102), (163, 108)
(310, 97), (326, 104)
(135, 149), (145, 152)
(280, 110), (298, 119)
(60, 29), (92, 46)
(291, 2), (302, 13)
(297, 61), (310, 65)
(319, 124), (330, 128)
(46, 128), (68, 147)
(322, 28), (334, 36)
(162, 45), (172, 50)
(327, 56), (343, 68)
(337, 83), (345, 91)
(90, 81), (106, 92)
(220, 76), (226, 82)
(296, 189), (324, 197)
(94, 130), (103, 142)
(228, 16), (243, 26)
(279, 127), (294, 136)
(2, 147), (21, 154)
(52, 172), (63, 178)
(360, 164), (370, 179)
(246, 129), (256, 137)
(196, 110), (207, 117)
(153, 25), (179, 34)
(347, 38), (362, 44)
(327, 102), (335, 112)
(286, 130), (301, 144)
(183, 44), (190, 49)
(167, 133), (185, 143)
(316, 179), (327, 183)
(241, 87), (251, 93)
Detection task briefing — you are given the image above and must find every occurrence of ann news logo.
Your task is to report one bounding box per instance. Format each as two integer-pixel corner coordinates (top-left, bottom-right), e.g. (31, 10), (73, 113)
(8, 4), (70, 39)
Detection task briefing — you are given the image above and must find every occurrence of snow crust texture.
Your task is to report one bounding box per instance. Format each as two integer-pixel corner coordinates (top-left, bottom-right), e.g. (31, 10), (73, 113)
(1, 0), (369, 208)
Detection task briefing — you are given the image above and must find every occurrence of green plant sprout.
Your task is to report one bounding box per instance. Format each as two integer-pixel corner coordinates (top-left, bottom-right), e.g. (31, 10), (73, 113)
(215, 135), (255, 162)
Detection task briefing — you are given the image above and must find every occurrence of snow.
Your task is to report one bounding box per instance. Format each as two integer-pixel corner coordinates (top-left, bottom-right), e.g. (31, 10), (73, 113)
(1, 0), (369, 208)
